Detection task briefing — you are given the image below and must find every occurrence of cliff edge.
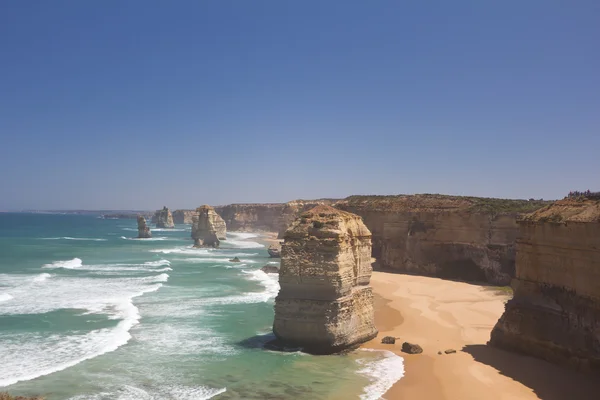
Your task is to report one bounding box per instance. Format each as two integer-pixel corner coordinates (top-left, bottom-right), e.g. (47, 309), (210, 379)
(336, 194), (549, 285)
(489, 198), (600, 372)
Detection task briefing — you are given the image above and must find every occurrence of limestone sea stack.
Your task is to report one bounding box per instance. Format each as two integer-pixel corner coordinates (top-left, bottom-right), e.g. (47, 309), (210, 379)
(489, 198), (600, 372)
(155, 206), (175, 228)
(191, 205), (227, 248)
(273, 205), (378, 354)
(137, 216), (152, 238)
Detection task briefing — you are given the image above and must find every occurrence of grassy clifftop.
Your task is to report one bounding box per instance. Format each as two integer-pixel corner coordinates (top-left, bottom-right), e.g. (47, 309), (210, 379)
(520, 198), (600, 223)
(340, 194), (551, 214)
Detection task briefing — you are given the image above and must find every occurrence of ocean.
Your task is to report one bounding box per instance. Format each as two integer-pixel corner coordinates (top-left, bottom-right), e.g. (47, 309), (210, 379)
(0, 213), (403, 399)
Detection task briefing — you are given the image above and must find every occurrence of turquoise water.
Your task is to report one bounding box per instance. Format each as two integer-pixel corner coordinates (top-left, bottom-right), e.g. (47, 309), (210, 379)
(0, 213), (403, 399)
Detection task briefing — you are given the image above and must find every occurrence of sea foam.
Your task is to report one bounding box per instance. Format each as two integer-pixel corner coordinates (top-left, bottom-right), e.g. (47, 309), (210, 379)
(223, 232), (264, 249)
(357, 349), (405, 400)
(0, 293), (13, 302)
(67, 384), (226, 400)
(198, 269), (280, 306)
(42, 257), (83, 269)
(120, 236), (170, 241)
(41, 237), (107, 241)
(0, 260), (168, 387)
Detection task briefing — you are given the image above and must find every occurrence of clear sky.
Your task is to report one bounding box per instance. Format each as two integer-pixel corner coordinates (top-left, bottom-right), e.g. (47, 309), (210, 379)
(1, 1), (599, 210)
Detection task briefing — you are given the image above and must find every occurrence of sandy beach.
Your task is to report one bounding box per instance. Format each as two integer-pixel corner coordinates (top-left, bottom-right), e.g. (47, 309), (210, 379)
(364, 272), (600, 400)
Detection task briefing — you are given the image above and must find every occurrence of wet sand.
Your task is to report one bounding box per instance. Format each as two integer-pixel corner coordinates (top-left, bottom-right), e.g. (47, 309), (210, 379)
(363, 272), (600, 400)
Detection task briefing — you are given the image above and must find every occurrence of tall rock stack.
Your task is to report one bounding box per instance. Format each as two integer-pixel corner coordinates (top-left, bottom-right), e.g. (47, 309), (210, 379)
(191, 205), (227, 248)
(155, 206), (175, 228)
(137, 216), (152, 239)
(489, 198), (600, 372)
(273, 205), (378, 354)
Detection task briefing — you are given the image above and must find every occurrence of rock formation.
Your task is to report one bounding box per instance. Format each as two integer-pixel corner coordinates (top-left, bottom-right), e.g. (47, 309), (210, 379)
(191, 205), (227, 248)
(136, 216), (152, 238)
(261, 265), (279, 274)
(267, 243), (281, 258)
(489, 198), (600, 372)
(401, 342), (423, 354)
(336, 195), (549, 285)
(214, 199), (338, 234)
(210, 194), (550, 285)
(172, 209), (195, 224)
(101, 212), (152, 220)
(273, 205), (378, 354)
(154, 206), (174, 228)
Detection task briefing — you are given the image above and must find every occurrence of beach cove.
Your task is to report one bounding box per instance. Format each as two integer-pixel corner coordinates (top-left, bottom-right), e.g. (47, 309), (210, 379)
(366, 272), (600, 400)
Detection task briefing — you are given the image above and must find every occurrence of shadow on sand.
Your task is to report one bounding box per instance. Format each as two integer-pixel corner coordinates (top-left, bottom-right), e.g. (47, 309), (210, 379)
(463, 344), (600, 400)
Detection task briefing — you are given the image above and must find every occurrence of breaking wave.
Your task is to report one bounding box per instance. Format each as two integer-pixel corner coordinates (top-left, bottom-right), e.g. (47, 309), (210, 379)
(357, 349), (405, 400)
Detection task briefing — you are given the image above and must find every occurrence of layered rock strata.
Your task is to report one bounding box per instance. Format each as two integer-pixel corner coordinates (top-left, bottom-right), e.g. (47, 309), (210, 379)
(215, 199), (338, 235)
(136, 216), (152, 239)
(273, 205), (378, 354)
(154, 206), (174, 228)
(336, 195), (549, 285)
(191, 205), (227, 248)
(172, 209), (195, 224)
(489, 199), (600, 372)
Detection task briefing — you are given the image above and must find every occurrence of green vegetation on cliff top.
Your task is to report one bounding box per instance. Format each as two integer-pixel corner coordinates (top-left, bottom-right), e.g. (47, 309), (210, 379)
(343, 194), (551, 214)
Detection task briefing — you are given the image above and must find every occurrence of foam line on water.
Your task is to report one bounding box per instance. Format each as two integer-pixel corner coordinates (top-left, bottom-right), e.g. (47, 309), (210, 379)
(120, 236), (170, 241)
(67, 385), (226, 400)
(356, 349), (405, 400)
(0, 281), (165, 387)
(32, 273), (52, 282)
(0, 293), (13, 302)
(197, 269), (279, 306)
(42, 257), (83, 269)
(40, 237), (107, 241)
(41, 258), (171, 273)
(150, 247), (210, 255)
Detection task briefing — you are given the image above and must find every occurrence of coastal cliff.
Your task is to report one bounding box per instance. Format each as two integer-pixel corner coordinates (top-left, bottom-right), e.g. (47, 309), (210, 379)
(214, 203), (283, 232)
(191, 205), (227, 248)
(273, 205), (378, 354)
(172, 209), (195, 224)
(489, 198), (600, 372)
(215, 199), (337, 235)
(136, 216), (152, 238)
(336, 195), (549, 285)
(154, 207), (174, 228)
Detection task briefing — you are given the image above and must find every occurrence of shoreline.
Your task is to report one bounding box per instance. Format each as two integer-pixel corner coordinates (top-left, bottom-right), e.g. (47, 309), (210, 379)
(253, 231), (281, 247)
(363, 272), (600, 399)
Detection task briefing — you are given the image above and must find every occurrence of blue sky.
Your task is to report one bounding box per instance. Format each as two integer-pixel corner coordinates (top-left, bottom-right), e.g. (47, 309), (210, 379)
(1, 1), (598, 210)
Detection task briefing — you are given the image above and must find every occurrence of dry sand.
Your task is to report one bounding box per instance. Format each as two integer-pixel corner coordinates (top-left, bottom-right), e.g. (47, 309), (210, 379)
(363, 272), (600, 400)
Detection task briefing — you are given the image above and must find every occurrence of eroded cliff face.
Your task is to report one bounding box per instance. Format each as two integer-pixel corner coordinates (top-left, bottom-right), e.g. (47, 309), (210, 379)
(336, 195), (548, 285)
(191, 205), (227, 248)
(489, 199), (600, 372)
(136, 216), (152, 239)
(172, 209), (195, 224)
(273, 205), (378, 354)
(215, 199), (337, 234)
(154, 207), (174, 228)
(214, 204), (284, 232)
